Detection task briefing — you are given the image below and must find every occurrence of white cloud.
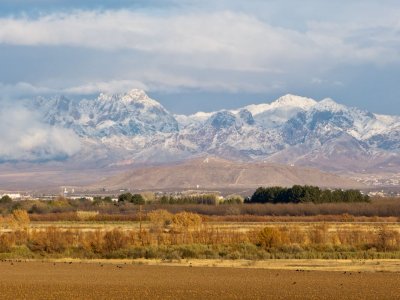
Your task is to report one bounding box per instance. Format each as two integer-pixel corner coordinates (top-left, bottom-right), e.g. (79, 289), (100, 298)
(0, 103), (81, 162)
(0, 8), (399, 107)
(63, 80), (148, 95)
(0, 10), (398, 73)
(0, 82), (56, 98)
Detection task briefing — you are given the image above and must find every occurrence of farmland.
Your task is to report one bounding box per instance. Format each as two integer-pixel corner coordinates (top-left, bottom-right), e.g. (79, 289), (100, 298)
(0, 261), (400, 299)
(1, 199), (400, 298)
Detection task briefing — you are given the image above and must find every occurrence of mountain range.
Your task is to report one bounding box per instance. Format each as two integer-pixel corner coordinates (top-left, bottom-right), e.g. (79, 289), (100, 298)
(29, 89), (399, 175)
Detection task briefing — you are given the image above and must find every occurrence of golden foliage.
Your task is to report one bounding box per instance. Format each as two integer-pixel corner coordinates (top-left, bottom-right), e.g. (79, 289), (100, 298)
(257, 227), (288, 249)
(12, 209), (30, 228)
(103, 229), (129, 252)
(148, 209), (173, 229)
(172, 212), (202, 231)
(80, 230), (104, 253)
(0, 233), (15, 252)
(28, 227), (74, 253)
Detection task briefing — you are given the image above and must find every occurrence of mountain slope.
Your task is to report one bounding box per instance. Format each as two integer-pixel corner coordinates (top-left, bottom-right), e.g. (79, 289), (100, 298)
(90, 157), (363, 190)
(34, 89), (178, 138)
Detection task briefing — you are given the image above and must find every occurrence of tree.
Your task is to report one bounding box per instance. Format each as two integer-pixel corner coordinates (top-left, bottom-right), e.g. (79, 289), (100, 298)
(103, 196), (113, 203)
(0, 195), (12, 204)
(248, 185), (368, 204)
(118, 192), (133, 203)
(131, 194), (145, 205)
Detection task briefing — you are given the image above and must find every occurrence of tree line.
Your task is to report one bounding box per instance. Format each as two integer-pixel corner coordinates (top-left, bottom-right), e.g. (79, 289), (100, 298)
(246, 185), (370, 204)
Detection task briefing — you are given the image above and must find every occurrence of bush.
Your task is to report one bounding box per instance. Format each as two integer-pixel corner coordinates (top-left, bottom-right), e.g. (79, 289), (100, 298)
(375, 226), (400, 251)
(172, 212), (202, 231)
(257, 227), (287, 249)
(80, 230), (104, 254)
(28, 228), (74, 253)
(148, 209), (173, 231)
(12, 209), (30, 229)
(103, 229), (129, 252)
(0, 233), (15, 252)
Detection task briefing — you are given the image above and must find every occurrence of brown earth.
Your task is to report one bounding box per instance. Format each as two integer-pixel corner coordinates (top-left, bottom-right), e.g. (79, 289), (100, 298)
(90, 156), (363, 191)
(0, 261), (399, 299)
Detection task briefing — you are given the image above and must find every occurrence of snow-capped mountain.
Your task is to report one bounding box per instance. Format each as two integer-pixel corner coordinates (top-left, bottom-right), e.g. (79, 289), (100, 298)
(34, 89), (178, 138)
(27, 89), (400, 173)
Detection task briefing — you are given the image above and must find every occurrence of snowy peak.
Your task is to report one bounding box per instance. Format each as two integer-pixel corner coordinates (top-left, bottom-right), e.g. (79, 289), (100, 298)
(271, 94), (317, 109)
(98, 89), (160, 107)
(315, 98), (346, 112)
(244, 94), (316, 116)
(35, 89), (179, 137)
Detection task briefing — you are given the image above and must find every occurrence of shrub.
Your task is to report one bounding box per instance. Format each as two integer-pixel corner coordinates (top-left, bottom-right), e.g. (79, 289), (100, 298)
(12, 209), (30, 229)
(0, 233), (15, 252)
(103, 229), (129, 252)
(172, 212), (202, 231)
(28, 227), (74, 253)
(257, 227), (287, 249)
(148, 209), (173, 231)
(375, 226), (400, 251)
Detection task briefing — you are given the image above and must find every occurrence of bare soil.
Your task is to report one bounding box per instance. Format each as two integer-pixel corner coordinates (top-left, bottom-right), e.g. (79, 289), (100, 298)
(0, 261), (399, 299)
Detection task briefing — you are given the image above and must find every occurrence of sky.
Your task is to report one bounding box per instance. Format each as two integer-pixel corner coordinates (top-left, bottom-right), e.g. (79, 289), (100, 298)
(0, 0), (399, 115)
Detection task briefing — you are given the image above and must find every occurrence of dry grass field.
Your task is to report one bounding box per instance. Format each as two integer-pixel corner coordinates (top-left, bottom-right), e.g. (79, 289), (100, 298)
(0, 261), (400, 299)
(2, 211), (400, 260)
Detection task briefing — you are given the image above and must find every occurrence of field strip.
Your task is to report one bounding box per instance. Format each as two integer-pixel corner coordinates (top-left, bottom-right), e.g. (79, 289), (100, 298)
(18, 258), (400, 272)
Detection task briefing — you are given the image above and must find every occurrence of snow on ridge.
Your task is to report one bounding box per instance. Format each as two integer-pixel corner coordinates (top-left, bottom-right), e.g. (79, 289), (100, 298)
(314, 98), (346, 112)
(242, 94), (316, 117)
(97, 88), (162, 107)
(271, 94), (317, 109)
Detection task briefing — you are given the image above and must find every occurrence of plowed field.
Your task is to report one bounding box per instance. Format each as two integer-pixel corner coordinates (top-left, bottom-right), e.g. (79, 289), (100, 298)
(0, 261), (399, 299)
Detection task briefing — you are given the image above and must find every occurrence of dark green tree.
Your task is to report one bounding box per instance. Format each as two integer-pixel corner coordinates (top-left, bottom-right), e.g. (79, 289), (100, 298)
(131, 194), (145, 205)
(118, 192), (133, 203)
(0, 195), (12, 204)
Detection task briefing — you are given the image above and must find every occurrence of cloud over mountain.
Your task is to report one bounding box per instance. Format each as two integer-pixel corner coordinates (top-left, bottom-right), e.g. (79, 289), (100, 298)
(0, 102), (80, 162)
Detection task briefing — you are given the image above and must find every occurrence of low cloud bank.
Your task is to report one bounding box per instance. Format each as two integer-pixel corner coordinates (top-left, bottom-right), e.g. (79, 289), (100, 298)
(0, 102), (81, 162)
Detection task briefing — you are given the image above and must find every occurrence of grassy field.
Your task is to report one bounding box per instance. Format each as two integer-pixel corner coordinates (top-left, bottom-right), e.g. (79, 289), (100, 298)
(0, 261), (399, 299)
(18, 219), (400, 232)
(2, 211), (400, 260)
